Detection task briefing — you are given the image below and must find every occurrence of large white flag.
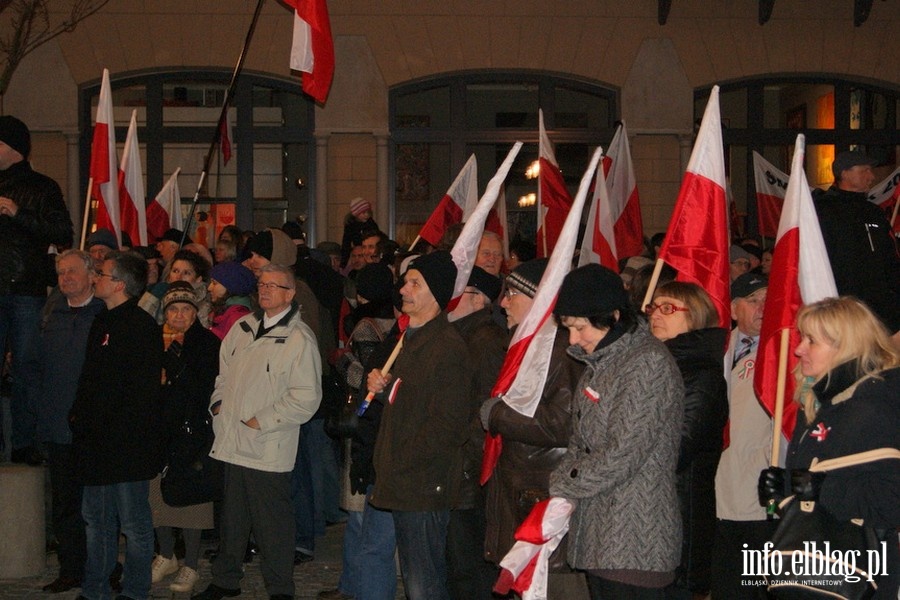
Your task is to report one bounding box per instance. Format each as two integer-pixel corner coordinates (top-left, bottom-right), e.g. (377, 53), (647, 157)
(118, 110), (147, 246)
(90, 68), (121, 244)
(146, 168), (183, 241)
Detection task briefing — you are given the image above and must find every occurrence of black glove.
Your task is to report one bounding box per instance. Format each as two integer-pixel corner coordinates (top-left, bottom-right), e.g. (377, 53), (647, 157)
(790, 469), (825, 501)
(758, 467), (786, 508)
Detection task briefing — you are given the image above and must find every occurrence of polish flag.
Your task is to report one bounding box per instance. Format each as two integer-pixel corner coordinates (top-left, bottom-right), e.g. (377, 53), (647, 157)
(865, 166), (900, 234)
(657, 86), (731, 329)
(288, 0), (335, 104)
(90, 69), (121, 245)
(580, 122), (644, 269)
(416, 154), (478, 248)
(536, 109), (573, 258)
(447, 144), (522, 312)
(752, 152), (790, 239)
(481, 147), (603, 485)
(493, 497), (575, 600)
(146, 168), (183, 242)
(754, 134), (837, 442)
(219, 102), (234, 166)
(117, 110), (147, 246)
(484, 183), (508, 258)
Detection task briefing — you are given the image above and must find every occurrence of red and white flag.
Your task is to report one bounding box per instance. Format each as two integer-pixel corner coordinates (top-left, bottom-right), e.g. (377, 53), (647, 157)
(484, 183), (508, 257)
(117, 110), (147, 246)
(657, 86), (731, 329)
(754, 134), (837, 442)
(481, 147), (603, 485)
(219, 102), (234, 166)
(536, 109), (573, 258)
(415, 154), (478, 248)
(146, 168), (183, 242)
(447, 144), (522, 312)
(288, 0), (335, 104)
(580, 122), (644, 269)
(493, 497), (575, 600)
(90, 69), (121, 245)
(866, 166), (900, 234)
(752, 152), (790, 239)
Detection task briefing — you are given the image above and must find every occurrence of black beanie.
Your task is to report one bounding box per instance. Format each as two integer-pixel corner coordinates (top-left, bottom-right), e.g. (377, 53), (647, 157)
(505, 258), (549, 298)
(245, 230), (274, 261)
(555, 263), (629, 318)
(356, 263), (394, 303)
(467, 266), (502, 303)
(0, 116), (30, 159)
(409, 250), (457, 310)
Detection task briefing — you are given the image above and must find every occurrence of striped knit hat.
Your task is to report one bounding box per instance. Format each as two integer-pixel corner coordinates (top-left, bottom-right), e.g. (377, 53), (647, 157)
(504, 258), (548, 299)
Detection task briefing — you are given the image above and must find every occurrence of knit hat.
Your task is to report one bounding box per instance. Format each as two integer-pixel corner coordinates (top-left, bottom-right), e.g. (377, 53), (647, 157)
(408, 250), (457, 310)
(210, 261), (256, 296)
(731, 272), (768, 299)
(505, 258), (548, 299)
(163, 280), (199, 311)
(555, 263), (629, 318)
(281, 221), (305, 242)
(86, 228), (118, 250)
(246, 228), (297, 267)
(832, 151), (877, 179)
(355, 263), (394, 303)
(159, 228), (190, 245)
(467, 266), (502, 303)
(350, 197), (372, 218)
(0, 115), (31, 158)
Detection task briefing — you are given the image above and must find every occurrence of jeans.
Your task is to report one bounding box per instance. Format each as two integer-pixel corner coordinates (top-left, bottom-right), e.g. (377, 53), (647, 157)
(356, 487), (397, 600)
(338, 509), (363, 596)
(293, 418), (343, 552)
(81, 480), (154, 600)
(393, 510), (450, 600)
(0, 294), (44, 450)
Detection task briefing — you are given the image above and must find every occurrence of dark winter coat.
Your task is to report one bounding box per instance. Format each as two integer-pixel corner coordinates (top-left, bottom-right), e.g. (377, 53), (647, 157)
(0, 160), (73, 295)
(664, 326), (728, 594)
(483, 329), (583, 566)
(71, 298), (164, 485)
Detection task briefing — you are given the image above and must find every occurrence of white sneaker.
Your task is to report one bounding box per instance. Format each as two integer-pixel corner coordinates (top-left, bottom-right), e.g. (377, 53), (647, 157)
(169, 565), (199, 593)
(151, 554), (179, 583)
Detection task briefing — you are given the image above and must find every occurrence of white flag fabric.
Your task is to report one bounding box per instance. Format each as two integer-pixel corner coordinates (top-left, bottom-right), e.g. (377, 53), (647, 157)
(90, 68), (121, 245)
(146, 168), (182, 241)
(118, 110), (147, 246)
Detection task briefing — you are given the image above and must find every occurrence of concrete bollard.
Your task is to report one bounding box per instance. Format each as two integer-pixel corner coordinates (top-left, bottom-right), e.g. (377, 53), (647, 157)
(0, 464), (45, 578)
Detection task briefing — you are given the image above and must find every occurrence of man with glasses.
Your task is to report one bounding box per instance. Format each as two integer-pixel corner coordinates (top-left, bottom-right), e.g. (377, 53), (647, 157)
(194, 263), (322, 600)
(70, 251), (163, 600)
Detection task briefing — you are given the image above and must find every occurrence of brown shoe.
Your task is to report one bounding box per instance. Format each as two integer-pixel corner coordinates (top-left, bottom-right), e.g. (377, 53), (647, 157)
(317, 589), (353, 600)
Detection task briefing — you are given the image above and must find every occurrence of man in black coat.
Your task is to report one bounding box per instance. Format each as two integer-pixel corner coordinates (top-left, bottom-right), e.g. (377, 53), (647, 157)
(70, 251), (162, 600)
(0, 115), (73, 465)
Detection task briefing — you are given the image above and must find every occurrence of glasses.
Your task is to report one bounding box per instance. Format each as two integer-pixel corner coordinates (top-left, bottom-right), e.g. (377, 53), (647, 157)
(94, 270), (119, 281)
(504, 288), (521, 300)
(644, 302), (690, 317)
(257, 281), (291, 291)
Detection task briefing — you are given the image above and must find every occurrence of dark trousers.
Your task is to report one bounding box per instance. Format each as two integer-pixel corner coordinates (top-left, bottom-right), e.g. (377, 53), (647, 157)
(709, 519), (777, 600)
(213, 463), (295, 596)
(48, 442), (86, 580)
(394, 510), (451, 600)
(588, 575), (667, 600)
(446, 505), (497, 600)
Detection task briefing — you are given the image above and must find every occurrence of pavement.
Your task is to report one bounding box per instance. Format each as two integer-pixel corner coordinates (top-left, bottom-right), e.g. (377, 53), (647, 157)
(0, 521), (406, 599)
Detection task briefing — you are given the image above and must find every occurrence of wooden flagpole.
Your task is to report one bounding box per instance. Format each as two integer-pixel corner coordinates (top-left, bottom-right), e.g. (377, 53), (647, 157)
(79, 177), (94, 250)
(640, 258), (666, 311)
(407, 235), (421, 253)
(766, 327), (791, 516)
(356, 333), (405, 415)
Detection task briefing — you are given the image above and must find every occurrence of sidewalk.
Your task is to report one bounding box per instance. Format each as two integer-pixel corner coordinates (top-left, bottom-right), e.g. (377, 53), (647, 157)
(0, 522), (405, 600)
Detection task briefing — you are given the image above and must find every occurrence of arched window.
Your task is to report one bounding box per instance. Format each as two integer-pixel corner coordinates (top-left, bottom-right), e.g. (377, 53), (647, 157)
(390, 71), (618, 248)
(79, 70), (315, 245)
(697, 77), (900, 240)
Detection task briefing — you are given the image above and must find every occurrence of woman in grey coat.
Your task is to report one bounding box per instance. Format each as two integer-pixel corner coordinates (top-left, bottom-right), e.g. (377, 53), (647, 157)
(549, 264), (685, 600)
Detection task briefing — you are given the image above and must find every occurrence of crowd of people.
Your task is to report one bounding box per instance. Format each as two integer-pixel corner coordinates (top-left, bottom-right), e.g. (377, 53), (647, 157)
(1, 113), (898, 600)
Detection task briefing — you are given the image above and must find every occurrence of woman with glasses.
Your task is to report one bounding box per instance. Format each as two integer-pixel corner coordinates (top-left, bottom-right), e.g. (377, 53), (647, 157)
(646, 281), (728, 600)
(549, 264), (684, 600)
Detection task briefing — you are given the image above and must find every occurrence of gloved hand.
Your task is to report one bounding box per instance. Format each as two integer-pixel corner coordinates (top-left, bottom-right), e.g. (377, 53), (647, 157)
(758, 467), (786, 508)
(790, 469), (825, 501)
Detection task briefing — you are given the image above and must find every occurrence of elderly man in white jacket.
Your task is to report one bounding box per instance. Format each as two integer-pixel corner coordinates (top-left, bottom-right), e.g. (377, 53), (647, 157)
(194, 263), (322, 600)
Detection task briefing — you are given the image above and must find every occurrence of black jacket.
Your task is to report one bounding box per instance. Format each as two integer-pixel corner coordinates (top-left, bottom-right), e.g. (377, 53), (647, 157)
(71, 299), (164, 485)
(0, 160), (72, 295)
(814, 186), (900, 334)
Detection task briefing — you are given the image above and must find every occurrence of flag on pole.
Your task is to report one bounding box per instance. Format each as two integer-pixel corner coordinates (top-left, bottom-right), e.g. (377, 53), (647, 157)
(865, 166), (900, 234)
(447, 144), (522, 312)
(90, 68), (121, 245)
(752, 152), (791, 239)
(754, 134), (837, 442)
(536, 109), (573, 258)
(117, 110), (147, 246)
(485, 184), (508, 257)
(146, 168), (183, 242)
(220, 102), (234, 166)
(288, 0), (335, 104)
(578, 151), (614, 268)
(416, 154), (478, 247)
(656, 86), (731, 329)
(481, 146), (603, 485)
(493, 497), (575, 600)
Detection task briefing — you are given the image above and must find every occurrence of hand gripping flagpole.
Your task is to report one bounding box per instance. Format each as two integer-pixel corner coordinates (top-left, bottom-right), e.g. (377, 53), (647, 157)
(180, 0), (266, 248)
(357, 315), (410, 416)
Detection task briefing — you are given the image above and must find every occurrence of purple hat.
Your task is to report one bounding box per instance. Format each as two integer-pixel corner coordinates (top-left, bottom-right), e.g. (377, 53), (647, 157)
(210, 261), (256, 296)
